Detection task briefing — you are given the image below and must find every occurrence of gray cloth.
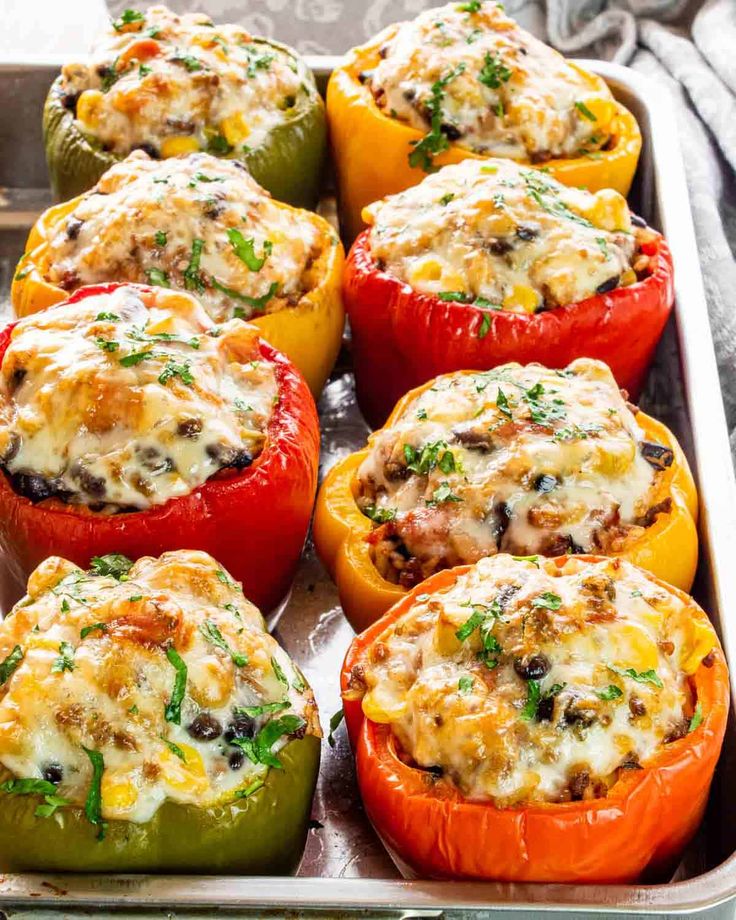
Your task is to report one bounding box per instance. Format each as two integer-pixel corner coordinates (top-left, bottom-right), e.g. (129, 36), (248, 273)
(106, 0), (736, 451)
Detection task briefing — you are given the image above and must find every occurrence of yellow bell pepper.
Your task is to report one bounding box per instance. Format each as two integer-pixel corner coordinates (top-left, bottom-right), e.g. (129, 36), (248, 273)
(314, 374), (698, 633)
(327, 27), (643, 241)
(11, 196), (344, 397)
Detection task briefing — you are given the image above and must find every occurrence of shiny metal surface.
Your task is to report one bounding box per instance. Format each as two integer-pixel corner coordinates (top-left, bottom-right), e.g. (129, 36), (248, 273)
(0, 58), (735, 917)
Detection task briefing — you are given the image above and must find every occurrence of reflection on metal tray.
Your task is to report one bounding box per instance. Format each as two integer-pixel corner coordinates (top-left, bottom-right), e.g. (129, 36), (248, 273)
(0, 57), (736, 919)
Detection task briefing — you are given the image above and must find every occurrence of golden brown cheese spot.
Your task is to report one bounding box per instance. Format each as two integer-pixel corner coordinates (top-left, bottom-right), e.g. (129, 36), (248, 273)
(366, 158), (651, 312)
(366, 1), (615, 161)
(59, 5), (314, 158)
(356, 359), (667, 586)
(43, 151), (326, 323)
(0, 284), (277, 510)
(0, 550), (319, 823)
(362, 555), (713, 805)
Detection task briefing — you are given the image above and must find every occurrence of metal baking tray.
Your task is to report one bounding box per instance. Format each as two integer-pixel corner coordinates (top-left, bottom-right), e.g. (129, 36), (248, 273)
(0, 56), (735, 919)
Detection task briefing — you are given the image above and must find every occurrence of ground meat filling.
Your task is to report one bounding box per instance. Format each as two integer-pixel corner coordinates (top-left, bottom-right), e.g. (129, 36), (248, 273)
(57, 5), (314, 159)
(359, 555), (711, 806)
(365, 158), (657, 313)
(355, 359), (673, 587)
(364, 1), (617, 167)
(42, 151), (326, 324)
(0, 284), (278, 511)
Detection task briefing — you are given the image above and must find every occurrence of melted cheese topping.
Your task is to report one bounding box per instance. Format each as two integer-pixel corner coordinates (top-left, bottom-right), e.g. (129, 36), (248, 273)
(43, 152), (326, 323)
(358, 555), (713, 805)
(365, 159), (649, 312)
(59, 5), (314, 157)
(356, 360), (667, 586)
(367, 1), (615, 162)
(0, 285), (278, 510)
(0, 550), (319, 823)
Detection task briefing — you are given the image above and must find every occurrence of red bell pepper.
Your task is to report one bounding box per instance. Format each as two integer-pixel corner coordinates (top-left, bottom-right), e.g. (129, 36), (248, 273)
(341, 558), (729, 883)
(344, 230), (674, 428)
(0, 283), (319, 612)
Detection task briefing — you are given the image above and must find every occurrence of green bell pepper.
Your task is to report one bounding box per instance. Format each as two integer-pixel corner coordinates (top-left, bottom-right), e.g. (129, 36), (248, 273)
(0, 734), (320, 873)
(43, 38), (326, 209)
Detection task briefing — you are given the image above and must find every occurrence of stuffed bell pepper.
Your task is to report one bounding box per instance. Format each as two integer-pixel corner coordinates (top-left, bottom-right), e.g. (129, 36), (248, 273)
(344, 157), (672, 426)
(314, 359), (697, 632)
(341, 553), (728, 882)
(0, 548), (321, 872)
(0, 282), (319, 612)
(13, 151), (344, 396)
(327, 0), (642, 239)
(44, 5), (326, 208)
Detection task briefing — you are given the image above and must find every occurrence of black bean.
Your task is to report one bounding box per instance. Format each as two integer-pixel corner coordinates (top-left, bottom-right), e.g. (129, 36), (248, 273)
(514, 654), (550, 681)
(66, 217), (84, 241)
(42, 763), (63, 784)
(10, 473), (57, 503)
(534, 474), (557, 494)
(536, 696), (555, 721)
(177, 418), (203, 439)
(10, 367), (27, 391)
(135, 445), (175, 474)
(628, 696), (646, 718)
(402, 88), (416, 102)
(630, 214), (647, 228)
(224, 711), (257, 744)
(664, 719), (689, 743)
(640, 441), (674, 470)
(358, 70), (374, 84)
(74, 467), (106, 499)
(187, 712), (222, 742)
(596, 276), (620, 295)
(61, 92), (80, 112)
(205, 443), (252, 469)
(379, 45), (389, 59)
(133, 143), (160, 159)
(1, 433), (20, 464)
(441, 123), (462, 141)
(568, 768), (590, 800)
(564, 703), (596, 727)
(423, 764), (443, 777)
(228, 748), (245, 770)
(231, 450), (253, 469)
(489, 238), (513, 255)
(452, 426), (495, 452)
(384, 460), (410, 482)
(516, 224), (538, 241)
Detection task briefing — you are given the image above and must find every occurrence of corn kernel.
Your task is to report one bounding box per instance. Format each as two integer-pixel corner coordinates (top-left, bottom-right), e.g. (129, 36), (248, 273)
(587, 189), (631, 232)
(620, 269), (637, 286)
(362, 687), (407, 724)
(578, 95), (615, 129)
(160, 135), (200, 158)
(220, 113), (250, 146)
(160, 743), (210, 796)
(609, 624), (660, 672)
(681, 622), (716, 675)
(76, 90), (104, 129)
(101, 770), (138, 811)
(502, 283), (539, 313)
(409, 258), (443, 284)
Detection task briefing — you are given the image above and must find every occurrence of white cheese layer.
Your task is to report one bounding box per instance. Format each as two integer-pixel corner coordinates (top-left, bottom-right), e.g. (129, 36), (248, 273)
(366, 158), (645, 312)
(59, 5), (313, 157)
(359, 554), (713, 805)
(367, 1), (616, 161)
(44, 151), (324, 323)
(0, 284), (277, 510)
(356, 360), (663, 584)
(0, 550), (319, 823)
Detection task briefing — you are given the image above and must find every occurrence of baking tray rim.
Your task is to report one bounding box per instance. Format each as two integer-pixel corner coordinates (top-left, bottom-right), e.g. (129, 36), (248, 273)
(0, 56), (735, 914)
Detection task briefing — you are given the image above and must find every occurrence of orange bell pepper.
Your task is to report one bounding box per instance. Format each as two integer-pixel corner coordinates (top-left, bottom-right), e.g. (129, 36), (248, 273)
(11, 197), (344, 398)
(340, 557), (729, 882)
(327, 27), (643, 241)
(314, 373), (698, 633)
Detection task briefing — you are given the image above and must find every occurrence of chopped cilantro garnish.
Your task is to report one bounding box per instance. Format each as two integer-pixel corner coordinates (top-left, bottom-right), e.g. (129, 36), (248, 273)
(233, 714), (306, 768)
(112, 9), (144, 31)
(89, 554), (133, 580)
(171, 53), (203, 72)
(51, 641), (75, 673)
(154, 230), (167, 247)
(235, 777), (265, 798)
(427, 481), (462, 505)
(512, 554), (540, 566)
(158, 360), (194, 387)
(119, 350), (153, 367)
(597, 684), (623, 701)
(689, 702), (703, 733)
(363, 504), (397, 523)
(237, 700), (290, 718)
(82, 747), (106, 839)
(198, 619), (248, 667)
(212, 279), (279, 314)
(162, 738), (187, 762)
(228, 229), (273, 271)
(439, 192), (455, 205)
(96, 311), (120, 322)
(183, 238), (205, 293)
(403, 440), (456, 475)
(607, 665), (663, 688)
(164, 647), (188, 724)
(409, 64), (466, 172)
(458, 675), (474, 694)
(575, 100), (597, 121)
(478, 51), (512, 89)
(80, 622), (108, 640)
(271, 656), (288, 687)
(96, 338), (119, 353)
(495, 387), (512, 419)
(458, 0), (482, 10)
(531, 592), (562, 611)
(520, 680), (564, 721)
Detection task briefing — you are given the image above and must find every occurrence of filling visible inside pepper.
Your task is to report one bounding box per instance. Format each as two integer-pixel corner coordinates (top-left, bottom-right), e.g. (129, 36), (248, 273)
(365, 158), (656, 314)
(363, 1), (616, 169)
(355, 554), (712, 806)
(0, 549), (320, 828)
(355, 359), (675, 587)
(0, 284), (278, 510)
(41, 151), (330, 324)
(57, 5), (315, 159)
